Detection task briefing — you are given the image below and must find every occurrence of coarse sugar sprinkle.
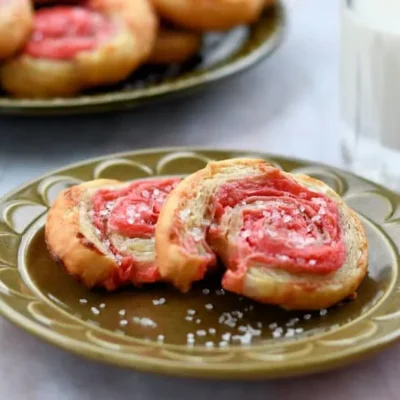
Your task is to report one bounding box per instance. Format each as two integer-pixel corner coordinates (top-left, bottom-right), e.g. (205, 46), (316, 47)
(152, 298), (166, 306)
(132, 317), (157, 328)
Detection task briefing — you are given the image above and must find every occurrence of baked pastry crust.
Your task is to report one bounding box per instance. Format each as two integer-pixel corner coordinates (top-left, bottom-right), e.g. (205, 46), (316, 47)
(0, 0), (33, 60)
(46, 177), (179, 290)
(1, 0), (158, 98)
(151, 0), (265, 31)
(155, 159), (368, 310)
(148, 27), (202, 64)
(46, 180), (119, 290)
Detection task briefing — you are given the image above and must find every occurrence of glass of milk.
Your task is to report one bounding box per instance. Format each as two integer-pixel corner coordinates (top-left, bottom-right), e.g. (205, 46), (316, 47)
(340, 0), (400, 190)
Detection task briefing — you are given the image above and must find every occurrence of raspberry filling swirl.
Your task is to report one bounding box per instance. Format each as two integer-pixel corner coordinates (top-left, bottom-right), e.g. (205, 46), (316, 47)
(171, 168), (346, 291)
(90, 178), (180, 288)
(25, 6), (116, 60)
(209, 171), (346, 277)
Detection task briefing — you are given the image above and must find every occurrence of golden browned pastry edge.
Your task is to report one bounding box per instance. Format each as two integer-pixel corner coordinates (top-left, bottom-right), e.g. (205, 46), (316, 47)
(148, 28), (202, 64)
(155, 158), (266, 292)
(151, 0), (265, 31)
(45, 179), (120, 289)
(0, 0), (33, 60)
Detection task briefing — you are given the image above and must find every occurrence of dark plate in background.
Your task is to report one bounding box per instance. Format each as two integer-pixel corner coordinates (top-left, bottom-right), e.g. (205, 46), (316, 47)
(0, 4), (285, 116)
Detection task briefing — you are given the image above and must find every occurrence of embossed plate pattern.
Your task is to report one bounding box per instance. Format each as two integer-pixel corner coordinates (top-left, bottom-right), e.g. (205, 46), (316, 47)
(0, 4), (285, 116)
(0, 148), (399, 379)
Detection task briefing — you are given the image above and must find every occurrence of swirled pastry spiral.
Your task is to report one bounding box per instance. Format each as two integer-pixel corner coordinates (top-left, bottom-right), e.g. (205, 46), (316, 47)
(46, 177), (180, 290)
(155, 159), (368, 310)
(1, 0), (157, 97)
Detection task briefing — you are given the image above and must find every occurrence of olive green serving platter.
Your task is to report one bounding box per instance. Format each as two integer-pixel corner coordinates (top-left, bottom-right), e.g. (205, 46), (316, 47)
(0, 4), (285, 116)
(0, 148), (399, 379)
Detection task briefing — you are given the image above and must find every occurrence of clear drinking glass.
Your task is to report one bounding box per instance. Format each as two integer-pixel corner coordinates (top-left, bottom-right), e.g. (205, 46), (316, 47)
(340, 0), (400, 190)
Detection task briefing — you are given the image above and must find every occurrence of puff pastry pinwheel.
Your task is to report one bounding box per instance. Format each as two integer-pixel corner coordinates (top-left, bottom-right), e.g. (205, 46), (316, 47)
(155, 159), (368, 310)
(46, 178), (180, 290)
(1, 0), (157, 98)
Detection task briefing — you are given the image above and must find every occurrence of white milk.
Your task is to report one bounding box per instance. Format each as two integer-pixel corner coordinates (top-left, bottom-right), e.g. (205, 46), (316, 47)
(340, 0), (400, 188)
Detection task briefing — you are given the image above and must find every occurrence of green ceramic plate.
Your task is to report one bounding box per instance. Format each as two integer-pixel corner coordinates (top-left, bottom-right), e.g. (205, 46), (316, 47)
(0, 4), (285, 116)
(0, 148), (399, 379)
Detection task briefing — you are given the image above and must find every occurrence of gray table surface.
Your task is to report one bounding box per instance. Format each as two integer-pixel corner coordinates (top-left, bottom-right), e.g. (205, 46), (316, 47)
(1, 1), (398, 399)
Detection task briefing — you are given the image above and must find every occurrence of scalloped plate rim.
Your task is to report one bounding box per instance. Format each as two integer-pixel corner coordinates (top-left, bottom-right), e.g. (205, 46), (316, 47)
(0, 146), (394, 204)
(0, 146), (399, 379)
(1, 297), (399, 380)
